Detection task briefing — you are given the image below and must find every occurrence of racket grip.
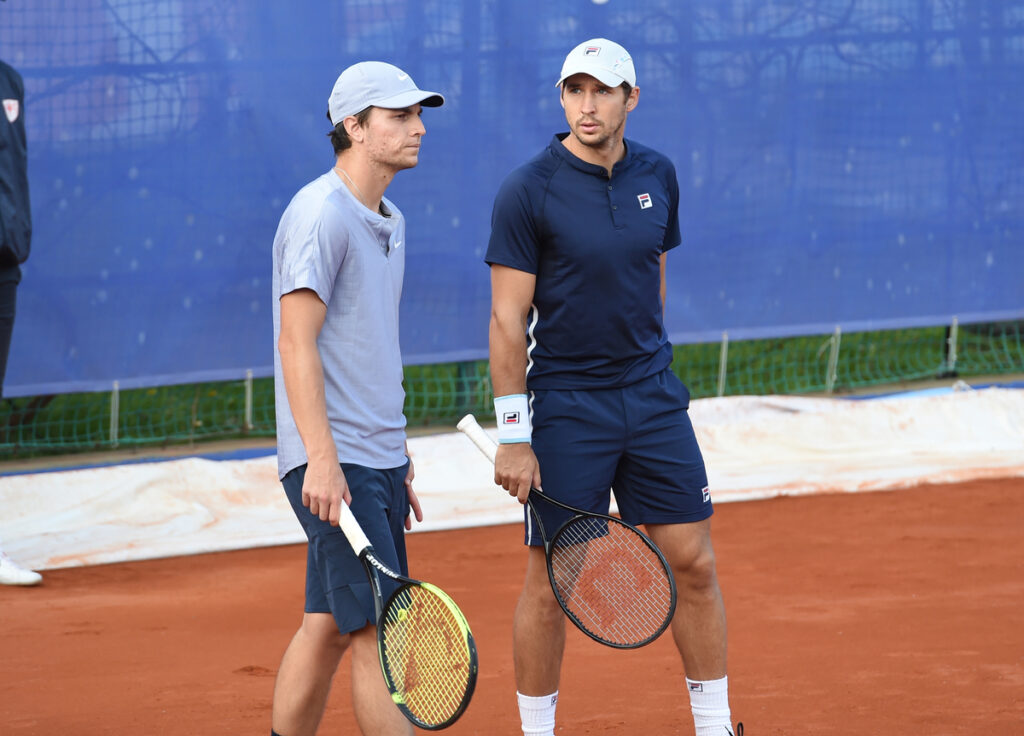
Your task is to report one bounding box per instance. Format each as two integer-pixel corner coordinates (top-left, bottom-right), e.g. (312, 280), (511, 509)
(457, 414), (498, 464)
(337, 501), (372, 556)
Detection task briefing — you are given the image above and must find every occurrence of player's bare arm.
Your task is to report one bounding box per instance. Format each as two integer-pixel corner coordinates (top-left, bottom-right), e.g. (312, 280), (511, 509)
(488, 264), (542, 502)
(660, 252), (668, 313)
(404, 441), (423, 530)
(278, 288), (349, 524)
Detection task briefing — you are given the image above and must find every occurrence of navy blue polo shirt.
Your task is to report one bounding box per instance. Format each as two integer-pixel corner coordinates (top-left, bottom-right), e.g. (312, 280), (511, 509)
(486, 133), (681, 390)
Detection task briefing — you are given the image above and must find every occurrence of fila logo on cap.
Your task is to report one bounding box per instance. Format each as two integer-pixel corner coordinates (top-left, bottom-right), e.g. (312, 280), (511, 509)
(502, 411), (521, 425)
(637, 193), (652, 209)
(584, 46), (601, 56)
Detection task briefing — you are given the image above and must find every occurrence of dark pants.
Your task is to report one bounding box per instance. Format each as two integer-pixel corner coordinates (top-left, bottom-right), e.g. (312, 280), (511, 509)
(0, 278), (16, 396)
(281, 460), (411, 635)
(527, 368), (713, 545)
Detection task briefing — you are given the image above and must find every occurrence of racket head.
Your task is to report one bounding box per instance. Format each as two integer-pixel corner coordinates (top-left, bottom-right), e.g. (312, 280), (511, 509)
(377, 581), (478, 730)
(546, 514), (677, 649)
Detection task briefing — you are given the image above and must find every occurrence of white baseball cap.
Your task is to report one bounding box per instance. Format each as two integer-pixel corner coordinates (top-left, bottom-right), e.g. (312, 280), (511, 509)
(556, 38), (636, 88)
(328, 61), (444, 126)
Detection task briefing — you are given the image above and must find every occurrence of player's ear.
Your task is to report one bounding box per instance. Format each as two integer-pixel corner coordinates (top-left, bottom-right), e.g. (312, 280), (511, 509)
(625, 86), (639, 112)
(558, 84), (566, 110)
(343, 113), (366, 143)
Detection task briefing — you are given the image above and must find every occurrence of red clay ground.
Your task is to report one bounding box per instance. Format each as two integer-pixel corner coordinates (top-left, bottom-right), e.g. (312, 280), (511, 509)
(2, 477), (1022, 734)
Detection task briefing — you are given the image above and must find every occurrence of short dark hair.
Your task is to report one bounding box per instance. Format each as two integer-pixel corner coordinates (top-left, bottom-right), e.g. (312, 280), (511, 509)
(326, 107), (373, 155)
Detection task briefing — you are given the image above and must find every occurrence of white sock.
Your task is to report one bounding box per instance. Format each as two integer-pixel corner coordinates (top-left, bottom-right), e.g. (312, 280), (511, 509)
(686, 675), (732, 736)
(517, 691), (558, 736)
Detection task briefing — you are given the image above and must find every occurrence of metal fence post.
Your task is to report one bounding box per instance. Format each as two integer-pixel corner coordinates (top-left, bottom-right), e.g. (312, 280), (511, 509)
(826, 326), (842, 394)
(244, 369), (254, 432)
(946, 317), (959, 375)
(717, 331), (729, 397)
(110, 380), (120, 448)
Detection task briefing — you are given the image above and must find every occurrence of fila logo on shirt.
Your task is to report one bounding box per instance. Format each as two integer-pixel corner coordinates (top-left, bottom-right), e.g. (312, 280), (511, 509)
(502, 411), (521, 425)
(3, 99), (19, 124)
(637, 192), (652, 209)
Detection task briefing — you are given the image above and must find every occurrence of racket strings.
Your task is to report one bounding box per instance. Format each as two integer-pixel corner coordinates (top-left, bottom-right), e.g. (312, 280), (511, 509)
(380, 586), (474, 727)
(549, 518), (673, 646)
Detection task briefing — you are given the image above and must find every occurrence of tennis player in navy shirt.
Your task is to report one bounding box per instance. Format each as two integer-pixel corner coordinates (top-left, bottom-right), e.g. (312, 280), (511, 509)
(486, 39), (740, 736)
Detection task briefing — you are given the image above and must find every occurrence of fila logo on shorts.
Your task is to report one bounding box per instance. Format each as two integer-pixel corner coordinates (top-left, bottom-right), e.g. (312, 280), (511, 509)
(3, 99), (19, 123)
(502, 411), (521, 425)
(637, 192), (652, 209)
(702, 486), (711, 503)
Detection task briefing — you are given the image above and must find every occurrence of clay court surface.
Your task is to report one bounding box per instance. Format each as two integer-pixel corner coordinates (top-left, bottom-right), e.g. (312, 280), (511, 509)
(2, 477), (1022, 735)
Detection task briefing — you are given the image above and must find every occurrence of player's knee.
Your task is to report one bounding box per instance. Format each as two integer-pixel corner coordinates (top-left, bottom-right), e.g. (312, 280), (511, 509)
(673, 545), (719, 593)
(348, 621), (380, 649)
(518, 579), (564, 620)
(348, 623), (384, 665)
(300, 613), (348, 651)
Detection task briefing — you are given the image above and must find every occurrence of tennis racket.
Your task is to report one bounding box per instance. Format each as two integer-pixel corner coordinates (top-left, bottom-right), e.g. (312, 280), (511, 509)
(337, 501), (477, 730)
(456, 414), (677, 649)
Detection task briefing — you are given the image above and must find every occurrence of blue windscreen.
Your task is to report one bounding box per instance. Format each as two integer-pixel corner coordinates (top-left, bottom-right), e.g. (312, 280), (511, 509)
(1, 1), (1021, 395)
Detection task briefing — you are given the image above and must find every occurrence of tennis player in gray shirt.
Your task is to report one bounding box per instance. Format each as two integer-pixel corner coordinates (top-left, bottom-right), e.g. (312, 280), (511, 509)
(270, 61), (443, 736)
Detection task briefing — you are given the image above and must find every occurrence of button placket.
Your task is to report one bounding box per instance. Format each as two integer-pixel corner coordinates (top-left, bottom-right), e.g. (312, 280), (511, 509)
(608, 178), (622, 227)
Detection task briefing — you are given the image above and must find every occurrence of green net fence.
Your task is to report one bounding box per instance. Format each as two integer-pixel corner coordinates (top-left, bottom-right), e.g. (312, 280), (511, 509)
(2, 320), (1021, 458)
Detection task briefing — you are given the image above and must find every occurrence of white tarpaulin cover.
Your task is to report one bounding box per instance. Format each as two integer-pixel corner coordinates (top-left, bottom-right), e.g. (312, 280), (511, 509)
(2, 387), (1022, 570)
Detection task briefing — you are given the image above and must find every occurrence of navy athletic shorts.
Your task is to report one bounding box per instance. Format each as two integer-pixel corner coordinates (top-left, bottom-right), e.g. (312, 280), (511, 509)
(281, 460), (410, 635)
(526, 368), (711, 546)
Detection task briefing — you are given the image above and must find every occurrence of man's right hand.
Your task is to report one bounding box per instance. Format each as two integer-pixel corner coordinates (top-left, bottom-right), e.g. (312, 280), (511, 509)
(494, 443), (542, 505)
(302, 459), (350, 526)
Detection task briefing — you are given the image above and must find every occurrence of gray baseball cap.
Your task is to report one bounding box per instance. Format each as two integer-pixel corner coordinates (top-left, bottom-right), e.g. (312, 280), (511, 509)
(556, 38), (636, 88)
(328, 61), (444, 126)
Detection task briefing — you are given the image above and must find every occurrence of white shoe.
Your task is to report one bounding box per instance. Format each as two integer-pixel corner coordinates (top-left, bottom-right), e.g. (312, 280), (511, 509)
(0, 554), (43, 586)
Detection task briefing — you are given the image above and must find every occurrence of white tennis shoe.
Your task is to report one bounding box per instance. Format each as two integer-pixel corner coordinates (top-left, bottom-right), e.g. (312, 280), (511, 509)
(0, 553), (42, 586)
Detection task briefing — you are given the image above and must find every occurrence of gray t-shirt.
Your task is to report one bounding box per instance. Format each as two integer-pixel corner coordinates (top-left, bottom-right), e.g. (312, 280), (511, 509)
(272, 169), (408, 478)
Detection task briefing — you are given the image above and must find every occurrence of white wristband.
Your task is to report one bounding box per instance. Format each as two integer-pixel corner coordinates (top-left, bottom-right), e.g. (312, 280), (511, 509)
(494, 394), (531, 444)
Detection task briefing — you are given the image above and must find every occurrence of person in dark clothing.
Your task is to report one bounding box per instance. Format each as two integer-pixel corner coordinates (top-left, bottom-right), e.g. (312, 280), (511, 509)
(0, 59), (31, 394)
(0, 58), (42, 587)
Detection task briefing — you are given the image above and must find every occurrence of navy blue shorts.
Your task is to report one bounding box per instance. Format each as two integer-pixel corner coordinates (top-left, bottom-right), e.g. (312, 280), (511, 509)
(281, 461), (410, 635)
(526, 368), (711, 546)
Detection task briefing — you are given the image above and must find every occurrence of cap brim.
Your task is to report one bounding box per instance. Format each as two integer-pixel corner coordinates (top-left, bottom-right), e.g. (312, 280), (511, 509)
(556, 65), (625, 88)
(372, 89), (445, 110)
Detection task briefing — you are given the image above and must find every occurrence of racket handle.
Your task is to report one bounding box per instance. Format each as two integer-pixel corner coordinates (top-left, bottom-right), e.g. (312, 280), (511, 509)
(337, 500), (372, 556)
(457, 414), (498, 464)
